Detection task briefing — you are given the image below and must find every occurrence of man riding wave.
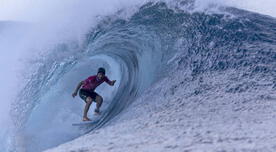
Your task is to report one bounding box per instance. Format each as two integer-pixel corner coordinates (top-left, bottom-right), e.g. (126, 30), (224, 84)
(72, 67), (116, 121)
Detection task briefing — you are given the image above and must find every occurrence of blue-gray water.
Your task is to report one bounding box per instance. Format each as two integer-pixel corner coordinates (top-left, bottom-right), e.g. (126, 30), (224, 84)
(2, 1), (276, 152)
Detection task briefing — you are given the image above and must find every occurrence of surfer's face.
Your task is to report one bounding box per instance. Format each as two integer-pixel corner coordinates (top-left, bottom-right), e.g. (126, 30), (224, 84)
(97, 73), (104, 80)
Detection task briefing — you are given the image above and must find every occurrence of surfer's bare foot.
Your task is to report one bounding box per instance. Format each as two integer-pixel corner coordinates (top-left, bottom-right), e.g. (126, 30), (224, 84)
(94, 112), (100, 115)
(83, 117), (91, 121)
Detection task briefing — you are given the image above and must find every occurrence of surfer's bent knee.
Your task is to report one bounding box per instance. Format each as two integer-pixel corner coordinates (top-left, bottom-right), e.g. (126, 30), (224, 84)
(86, 97), (93, 104)
(96, 95), (103, 102)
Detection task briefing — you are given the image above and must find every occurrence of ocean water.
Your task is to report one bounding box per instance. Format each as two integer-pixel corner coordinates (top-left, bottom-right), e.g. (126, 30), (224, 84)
(0, 0), (275, 151)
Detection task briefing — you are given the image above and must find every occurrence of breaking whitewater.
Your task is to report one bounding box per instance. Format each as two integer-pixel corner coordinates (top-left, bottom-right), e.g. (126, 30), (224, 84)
(5, 1), (276, 152)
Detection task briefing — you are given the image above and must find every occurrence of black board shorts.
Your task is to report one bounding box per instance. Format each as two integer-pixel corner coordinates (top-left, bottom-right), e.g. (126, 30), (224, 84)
(79, 89), (99, 102)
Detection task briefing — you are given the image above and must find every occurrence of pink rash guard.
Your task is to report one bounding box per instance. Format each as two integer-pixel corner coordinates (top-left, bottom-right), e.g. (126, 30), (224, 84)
(81, 75), (112, 91)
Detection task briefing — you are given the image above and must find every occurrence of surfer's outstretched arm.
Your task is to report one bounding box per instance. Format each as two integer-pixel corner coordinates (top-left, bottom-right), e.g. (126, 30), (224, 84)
(104, 77), (116, 86)
(72, 81), (84, 97)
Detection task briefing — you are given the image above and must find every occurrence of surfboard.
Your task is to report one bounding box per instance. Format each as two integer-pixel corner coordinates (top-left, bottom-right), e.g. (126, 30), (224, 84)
(72, 115), (101, 126)
(72, 121), (95, 126)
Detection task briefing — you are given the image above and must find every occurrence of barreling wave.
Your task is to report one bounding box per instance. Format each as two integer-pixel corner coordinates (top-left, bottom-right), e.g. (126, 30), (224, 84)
(9, 1), (276, 152)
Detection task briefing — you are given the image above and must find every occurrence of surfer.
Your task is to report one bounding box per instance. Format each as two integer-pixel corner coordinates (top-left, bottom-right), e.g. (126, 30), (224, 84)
(72, 67), (116, 121)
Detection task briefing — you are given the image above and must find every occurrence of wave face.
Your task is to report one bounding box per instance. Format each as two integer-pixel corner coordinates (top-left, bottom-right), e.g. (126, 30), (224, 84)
(8, 1), (276, 152)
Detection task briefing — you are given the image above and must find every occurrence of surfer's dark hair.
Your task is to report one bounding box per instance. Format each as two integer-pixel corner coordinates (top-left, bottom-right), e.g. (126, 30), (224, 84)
(98, 67), (105, 75)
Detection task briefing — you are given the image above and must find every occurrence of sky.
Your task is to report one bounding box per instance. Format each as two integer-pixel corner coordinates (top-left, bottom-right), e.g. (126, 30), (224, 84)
(0, 0), (275, 22)
(220, 0), (276, 17)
